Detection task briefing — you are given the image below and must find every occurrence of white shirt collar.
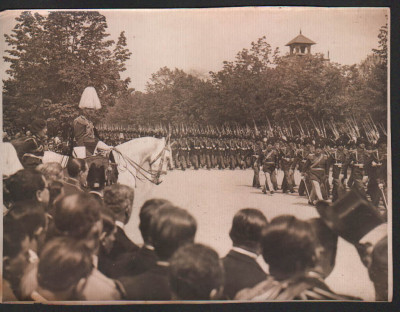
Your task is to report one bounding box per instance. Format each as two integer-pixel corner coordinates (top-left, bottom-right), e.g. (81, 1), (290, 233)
(115, 220), (124, 229)
(157, 261), (170, 267)
(92, 255), (98, 269)
(144, 244), (155, 251)
(28, 249), (39, 264)
(232, 246), (258, 259)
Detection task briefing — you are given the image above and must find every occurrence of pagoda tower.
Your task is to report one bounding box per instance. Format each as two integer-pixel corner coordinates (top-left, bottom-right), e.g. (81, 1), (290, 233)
(286, 30), (316, 56)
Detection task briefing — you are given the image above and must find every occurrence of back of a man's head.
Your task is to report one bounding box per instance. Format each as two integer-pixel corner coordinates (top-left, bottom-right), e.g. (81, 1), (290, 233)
(67, 158), (86, 178)
(169, 244), (224, 300)
(229, 208), (268, 251)
(54, 193), (101, 239)
(3, 217), (30, 283)
(5, 200), (47, 241)
(38, 237), (93, 297)
(87, 163), (105, 191)
(37, 162), (63, 182)
(308, 217), (338, 278)
(139, 198), (171, 244)
(169, 243), (224, 300)
(103, 184), (134, 223)
(5, 169), (46, 203)
(150, 204), (197, 261)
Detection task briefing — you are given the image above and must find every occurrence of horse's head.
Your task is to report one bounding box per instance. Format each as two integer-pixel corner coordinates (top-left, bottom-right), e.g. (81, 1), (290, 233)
(152, 137), (172, 185)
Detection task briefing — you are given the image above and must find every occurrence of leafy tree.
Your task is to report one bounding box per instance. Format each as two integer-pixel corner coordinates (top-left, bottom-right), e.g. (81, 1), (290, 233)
(3, 11), (132, 135)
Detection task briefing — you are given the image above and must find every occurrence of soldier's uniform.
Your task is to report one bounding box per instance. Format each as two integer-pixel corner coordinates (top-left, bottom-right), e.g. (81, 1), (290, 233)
(252, 141), (263, 188)
(347, 139), (369, 197)
(367, 138), (387, 210)
(280, 143), (297, 193)
(261, 141), (279, 194)
(217, 140), (226, 170)
(73, 115), (99, 156)
(330, 141), (349, 202)
(304, 145), (329, 203)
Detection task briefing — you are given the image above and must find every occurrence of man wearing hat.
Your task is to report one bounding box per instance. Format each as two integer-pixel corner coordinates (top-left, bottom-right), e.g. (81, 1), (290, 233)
(316, 189), (388, 301)
(367, 136), (388, 210)
(12, 118), (48, 169)
(72, 87), (111, 158)
(304, 143), (329, 205)
(347, 137), (369, 197)
(331, 138), (349, 202)
(261, 139), (278, 195)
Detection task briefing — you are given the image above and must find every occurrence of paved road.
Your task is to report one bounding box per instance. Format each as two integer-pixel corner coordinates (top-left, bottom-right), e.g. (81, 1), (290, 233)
(125, 168), (375, 301)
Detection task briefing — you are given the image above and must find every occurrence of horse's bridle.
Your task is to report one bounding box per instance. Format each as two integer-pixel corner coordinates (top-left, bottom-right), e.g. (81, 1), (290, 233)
(112, 137), (171, 185)
(149, 138), (171, 185)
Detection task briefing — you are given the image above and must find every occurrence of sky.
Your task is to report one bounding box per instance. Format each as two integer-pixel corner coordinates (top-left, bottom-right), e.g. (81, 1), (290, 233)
(0, 7), (388, 92)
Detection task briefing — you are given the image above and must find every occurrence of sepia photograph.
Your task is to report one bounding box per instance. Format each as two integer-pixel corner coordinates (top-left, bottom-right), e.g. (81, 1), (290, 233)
(0, 7), (391, 303)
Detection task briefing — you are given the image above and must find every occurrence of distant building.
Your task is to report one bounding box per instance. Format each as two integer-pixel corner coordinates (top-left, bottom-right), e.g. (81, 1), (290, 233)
(286, 30), (316, 56)
(286, 30), (330, 61)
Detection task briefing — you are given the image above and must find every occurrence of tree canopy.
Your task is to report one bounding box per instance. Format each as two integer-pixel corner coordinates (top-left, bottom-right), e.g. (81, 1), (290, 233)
(3, 11), (132, 136)
(3, 11), (387, 136)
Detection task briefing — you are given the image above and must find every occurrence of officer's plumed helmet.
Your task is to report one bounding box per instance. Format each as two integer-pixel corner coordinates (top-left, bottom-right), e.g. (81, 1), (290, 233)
(79, 87), (102, 110)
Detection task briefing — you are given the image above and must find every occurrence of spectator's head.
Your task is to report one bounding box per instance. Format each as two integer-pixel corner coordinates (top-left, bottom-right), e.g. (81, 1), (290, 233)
(229, 208), (268, 254)
(66, 158), (88, 186)
(47, 180), (64, 211)
(262, 215), (317, 281)
(169, 244), (224, 300)
(30, 118), (47, 137)
(139, 198), (171, 245)
(368, 236), (388, 301)
(3, 217), (30, 286)
(37, 237), (93, 300)
(103, 184), (134, 224)
(54, 193), (102, 253)
(5, 169), (50, 205)
(99, 208), (117, 255)
(36, 162), (64, 182)
(87, 163), (106, 191)
(6, 200), (47, 254)
(150, 204), (197, 261)
(308, 218), (338, 279)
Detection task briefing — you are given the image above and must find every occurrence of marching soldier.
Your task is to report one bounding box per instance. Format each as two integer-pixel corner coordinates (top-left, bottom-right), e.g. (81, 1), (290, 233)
(252, 140), (263, 188)
(280, 140), (297, 194)
(261, 139), (278, 195)
(347, 138), (369, 198)
(367, 137), (387, 210)
(304, 143), (329, 205)
(331, 138), (349, 202)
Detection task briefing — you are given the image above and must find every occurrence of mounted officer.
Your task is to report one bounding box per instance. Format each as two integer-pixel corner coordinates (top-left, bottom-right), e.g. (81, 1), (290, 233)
(71, 87), (111, 158)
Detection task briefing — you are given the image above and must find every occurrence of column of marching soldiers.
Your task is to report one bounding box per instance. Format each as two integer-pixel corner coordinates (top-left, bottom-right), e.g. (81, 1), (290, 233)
(95, 122), (388, 213)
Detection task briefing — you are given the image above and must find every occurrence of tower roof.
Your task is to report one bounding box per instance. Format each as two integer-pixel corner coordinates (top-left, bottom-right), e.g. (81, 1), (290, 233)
(285, 31), (316, 46)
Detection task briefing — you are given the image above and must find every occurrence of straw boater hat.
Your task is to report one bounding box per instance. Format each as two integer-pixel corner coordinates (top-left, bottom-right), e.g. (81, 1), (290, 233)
(79, 87), (102, 110)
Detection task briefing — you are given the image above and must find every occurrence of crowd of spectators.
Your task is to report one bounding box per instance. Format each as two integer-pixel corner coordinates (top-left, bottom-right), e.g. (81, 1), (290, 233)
(2, 159), (388, 302)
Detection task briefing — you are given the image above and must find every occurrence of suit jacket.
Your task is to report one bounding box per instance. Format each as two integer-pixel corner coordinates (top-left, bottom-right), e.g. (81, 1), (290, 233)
(110, 226), (140, 258)
(222, 249), (267, 300)
(98, 226), (140, 279)
(99, 245), (157, 279)
(119, 264), (171, 300)
(62, 177), (84, 197)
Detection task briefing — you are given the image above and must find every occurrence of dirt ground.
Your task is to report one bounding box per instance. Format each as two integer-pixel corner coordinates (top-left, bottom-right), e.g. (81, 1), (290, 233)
(125, 167), (375, 301)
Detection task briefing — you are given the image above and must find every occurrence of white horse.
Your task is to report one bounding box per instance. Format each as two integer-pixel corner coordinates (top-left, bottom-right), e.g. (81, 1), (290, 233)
(42, 136), (172, 189)
(111, 136), (172, 188)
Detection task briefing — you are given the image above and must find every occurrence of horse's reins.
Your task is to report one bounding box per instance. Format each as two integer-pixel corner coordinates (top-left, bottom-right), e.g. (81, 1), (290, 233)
(112, 141), (170, 185)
